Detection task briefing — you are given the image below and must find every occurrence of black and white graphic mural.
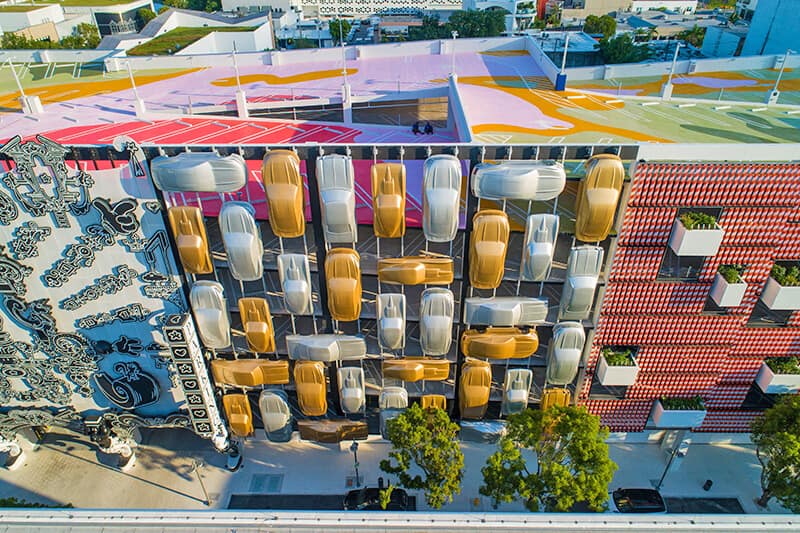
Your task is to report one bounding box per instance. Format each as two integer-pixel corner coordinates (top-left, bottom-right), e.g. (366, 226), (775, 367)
(0, 135), (190, 421)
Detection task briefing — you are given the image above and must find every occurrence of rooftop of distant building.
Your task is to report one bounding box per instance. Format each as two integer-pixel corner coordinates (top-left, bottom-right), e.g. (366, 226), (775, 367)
(1, 35), (799, 147)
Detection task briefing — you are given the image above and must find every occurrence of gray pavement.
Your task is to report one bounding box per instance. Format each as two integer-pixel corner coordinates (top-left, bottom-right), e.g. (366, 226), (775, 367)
(0, 427), (791, 514)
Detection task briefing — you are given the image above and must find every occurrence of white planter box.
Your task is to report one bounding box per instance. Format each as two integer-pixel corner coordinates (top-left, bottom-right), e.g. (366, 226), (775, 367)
(710, 273), (747, 307)
(596, 354), (639, 386)
(668, 219), (724, 256)
(651, 400), (707, 428)
(760, 277), (800, 310)
(755, 363), (800, 394)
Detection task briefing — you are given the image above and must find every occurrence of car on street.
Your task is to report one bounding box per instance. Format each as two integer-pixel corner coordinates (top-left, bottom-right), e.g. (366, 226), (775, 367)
(608, 488), (667, 513)
(344, 487), (409, 511)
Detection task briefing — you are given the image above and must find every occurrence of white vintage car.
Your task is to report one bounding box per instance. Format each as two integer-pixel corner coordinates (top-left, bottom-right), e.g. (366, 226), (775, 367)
(559, 245), (604, 321)
(150, 152), (247, 192)
(258, 390), (292, 443)
(501, 369), (533, 416)
(338, 367), (365, 414)
(189, 281), (230, 349)
(317, 154), (358, 243)
(463, 296), (548, 327)
(286, 334), (366, 362)
(471, 160), (566, 201)
(379, 386), (408, 410)
(422, 154), (461, 242)
(420, 288), (454, 356)
(219, 202), (263, 281)
(277, 253), (312, 315)
(377, 293), (405, 351)
(546, 321), (585, 385)
(521, 213), (559, 282)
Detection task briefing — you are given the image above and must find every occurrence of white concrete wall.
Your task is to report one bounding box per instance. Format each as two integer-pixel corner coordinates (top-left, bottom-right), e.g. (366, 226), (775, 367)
(524, 35), (561, 85)
(58, 0), (153, 16)
(54, 13), (95, 40)
(177, 24), (274, 54)
(0, 4), (65, 33)
(448, 75), (473, 142)
(222, 0), (301, 12)
(153, 10), (269, 38)
(0, 48), (114, 64)
(700, 26), (744, 58)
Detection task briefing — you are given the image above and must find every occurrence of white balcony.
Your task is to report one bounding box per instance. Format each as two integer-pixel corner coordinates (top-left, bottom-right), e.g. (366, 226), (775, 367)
(668, 219), (724, 257)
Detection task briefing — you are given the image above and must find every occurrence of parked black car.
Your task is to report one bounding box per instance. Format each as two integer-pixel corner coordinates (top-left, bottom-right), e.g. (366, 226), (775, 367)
(609, 488), (667, 513)
(343, 487), (409, 511)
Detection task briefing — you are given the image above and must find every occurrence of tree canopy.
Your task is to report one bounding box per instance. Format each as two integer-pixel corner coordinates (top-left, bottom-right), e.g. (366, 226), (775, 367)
(138, 7), (157, 26)
(2, 22), (100, 50)
(408, 10), (507, 41)
(677, 25), (706, 48)
(329, 19), (352, 45)
(480, 406), (617, 512)
(380, 404), (464, 509)
(584, 14), (616, 39)
(751, 395), (800, 512)
(598, 33), (652, 64)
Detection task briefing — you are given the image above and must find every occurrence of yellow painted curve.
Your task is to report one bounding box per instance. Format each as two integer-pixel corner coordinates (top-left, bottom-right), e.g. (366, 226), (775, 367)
(211, 69), (358, 86)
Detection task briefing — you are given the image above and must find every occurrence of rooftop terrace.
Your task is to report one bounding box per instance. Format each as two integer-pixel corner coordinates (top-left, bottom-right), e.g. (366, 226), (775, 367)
(0, 37), (799, 147)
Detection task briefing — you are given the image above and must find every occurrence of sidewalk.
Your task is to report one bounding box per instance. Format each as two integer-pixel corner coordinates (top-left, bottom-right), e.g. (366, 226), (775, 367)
(0, 427), (790, 514)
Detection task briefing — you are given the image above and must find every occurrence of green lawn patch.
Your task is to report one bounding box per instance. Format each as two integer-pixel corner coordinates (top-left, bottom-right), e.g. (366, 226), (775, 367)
(0, 5), (48, 12)
(127, 26), (257, 56)
(36, 0), (146, 6)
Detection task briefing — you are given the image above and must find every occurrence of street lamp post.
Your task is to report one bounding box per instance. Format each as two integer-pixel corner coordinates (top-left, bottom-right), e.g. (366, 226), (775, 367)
(192, 459), (210, 506)
(660, 42), (682, 100)
(350, 441), (360, 487)
(450, 31), (458, 78)
(767, 48), (794, 104)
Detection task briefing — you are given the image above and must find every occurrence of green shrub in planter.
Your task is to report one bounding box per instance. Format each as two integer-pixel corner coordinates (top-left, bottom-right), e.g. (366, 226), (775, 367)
(660, 395), (705, 411)
(770, 264), (800, 287)
(718, 264), (744, 284)
(679, 212), (717, 230)
(601, 347), (635, 366)
(765, 356), (800, 375)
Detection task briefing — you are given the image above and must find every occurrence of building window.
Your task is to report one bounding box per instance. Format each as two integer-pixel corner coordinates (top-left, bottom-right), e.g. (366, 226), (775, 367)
(746, 299), (793, 327)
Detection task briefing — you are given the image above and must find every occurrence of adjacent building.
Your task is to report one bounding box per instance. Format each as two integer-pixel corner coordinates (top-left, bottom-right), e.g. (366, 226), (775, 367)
(740, 0), (799, 56)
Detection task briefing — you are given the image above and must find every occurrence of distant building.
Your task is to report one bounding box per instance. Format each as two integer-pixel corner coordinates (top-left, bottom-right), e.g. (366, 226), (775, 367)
(741, 0), (799, 56)
(224, 0), (460, 18)
(735, 0), (758, 21)
(50, 0), (156, 36)
(701, 25), (747, 57)
(630, 1), (696, 14)
(526, 30), (604, 66)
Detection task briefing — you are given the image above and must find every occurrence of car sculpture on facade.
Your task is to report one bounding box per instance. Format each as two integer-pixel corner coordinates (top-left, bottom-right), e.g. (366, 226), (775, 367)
(521, 213), (559, 281)
(325, 248), (362, 321)
(574, 153), (625, 242)
(469, 209), (510, 289)
(422, 154), (461, 242)
(559, 245), (604, 320)
(420, 288), (454, 355)
(238, 297), (275, 353)
(189, 281), (230, 349)
(261, 149), (305, 238)
(151, 152), (247, 192)
(546, 321), (586, 385)
(277, 253), (313, 315)
(294, 360), (327, 416)
(168, 206), (213, 274)
(471, 160), (566, 201)
(371, 162), (406, 238)
(317, 154), (358, 243)
(219, 202), (263, 281)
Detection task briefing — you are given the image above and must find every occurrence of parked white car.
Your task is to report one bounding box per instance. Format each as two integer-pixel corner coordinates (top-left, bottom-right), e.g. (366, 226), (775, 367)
(219, 202), (263, 281)
(471, 160), (566, 201)
(422, 155), (461, 242)
(377, 293), (405, 351)
(189, 281), (230, 349)
(338, 367), (365, 414)
(150, 152), (247, 192)
(258, 390), (292, 442)
(521, 213), (559, 282)
(559, 245), (604, 320)
(546, 321), (585, 385)
(286, 334), (366, 362)
(420, 288), (454, 355)
(379, 386), (408, 410)
(501, 369), (533, 415)
(277, 253), (312, 315)
(317, 154), (358, 243)
(464, 297), (548, 327)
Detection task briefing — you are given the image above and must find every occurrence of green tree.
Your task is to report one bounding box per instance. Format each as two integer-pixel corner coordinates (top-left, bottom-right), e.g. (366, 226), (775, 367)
(584, 14), (616, 39)
(60, 23), (100, 49)
(158, 6), (171, 14)
(329, 18), (352, 45)
(380, 404), (464, 509)
(546, 5), (561, 27)
(480, 406), (617, 512)
(408, 16), (447, 41)
(751, 395), (800, 511)
(1, 33), (52, 49)
(446, 9), (507, 38)
(162, 0), (189, 8)
(677, 25), (706, 48)
(138, 8), (157, 26)
(598, 33), (652, 64)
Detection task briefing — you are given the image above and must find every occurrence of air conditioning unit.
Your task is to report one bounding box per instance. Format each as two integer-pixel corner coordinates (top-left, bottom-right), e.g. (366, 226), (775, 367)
(687, 60), (698, 73)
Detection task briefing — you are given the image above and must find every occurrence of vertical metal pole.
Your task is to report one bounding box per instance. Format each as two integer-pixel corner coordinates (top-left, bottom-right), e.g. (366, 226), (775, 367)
(192, 460), (210, 506)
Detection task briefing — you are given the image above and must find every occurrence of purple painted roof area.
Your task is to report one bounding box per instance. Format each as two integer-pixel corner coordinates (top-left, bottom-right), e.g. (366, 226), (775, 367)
(672, 76), (761, 89)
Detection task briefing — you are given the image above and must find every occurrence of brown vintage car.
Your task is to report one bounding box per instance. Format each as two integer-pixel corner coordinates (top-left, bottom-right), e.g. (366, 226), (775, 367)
(238, 297), (275, 353)
(420, 394), (447, 410)
(167, 206), (213, 274)
(377, 255), (454, 285)
(294, 360), (327, 416)
(574, 153), (625, 243)
(469, 209), (510, 289)
(382, 357), (450, 382)
(371, 162), (406, 238)
(297, 419), (368, 443)
(211, 359), (289, 387)
(222, 393), (253, 437)
(460, 327), (539, 359)
(261, 149), (305, 238)
(325, 248), (362, 321)
(459, 359), (491, 419)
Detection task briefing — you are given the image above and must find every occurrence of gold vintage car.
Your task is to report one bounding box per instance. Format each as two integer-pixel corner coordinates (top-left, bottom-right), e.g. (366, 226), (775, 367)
(294, 360), (327, 416)
(167, 206), (212, 274)
(211, 359), (289, 387)
(574, 153), (625, 242)
(238, 297), (275, 354)
(382, 357), (450, 382)
(469, 209), (510, 289)
(325, 248), (362, 321)
(371, 162), (406, 238)
(421, 394), (447, 410)
(540, 388), (571, 409)
(459, 359), (491, 419)
(261, 149), (305, 238)
(377, 255), (454, 285)
(460, 327), (539, 359)
(222, 393), (253, 437)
